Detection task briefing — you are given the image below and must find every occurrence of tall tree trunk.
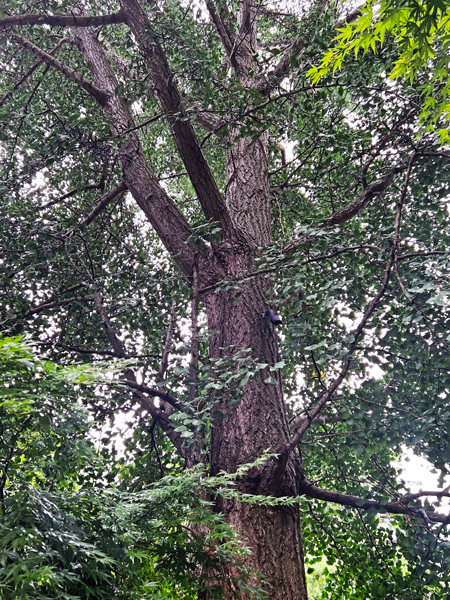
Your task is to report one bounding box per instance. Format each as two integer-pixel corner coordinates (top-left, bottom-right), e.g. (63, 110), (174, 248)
(200, 133), (309, 599)
(75, 9), (310, 596)
(204, 280), (308, 599)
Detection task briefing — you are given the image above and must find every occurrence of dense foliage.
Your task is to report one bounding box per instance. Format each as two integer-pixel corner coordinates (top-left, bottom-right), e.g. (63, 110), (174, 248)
(312, 0), (450, 139)
(1, 0), (450, 597)
(0, 337), (257, 598)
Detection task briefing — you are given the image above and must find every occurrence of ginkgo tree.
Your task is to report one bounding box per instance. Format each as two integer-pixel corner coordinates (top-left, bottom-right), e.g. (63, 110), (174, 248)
(2, 0), (450, 598)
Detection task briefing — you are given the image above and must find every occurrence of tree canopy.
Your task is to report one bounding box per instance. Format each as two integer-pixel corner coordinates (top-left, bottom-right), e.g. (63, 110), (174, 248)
(1, 0), (450, 598)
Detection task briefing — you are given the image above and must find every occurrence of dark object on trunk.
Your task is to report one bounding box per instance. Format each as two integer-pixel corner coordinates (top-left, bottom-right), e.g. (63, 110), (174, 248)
(266, 309), (282, 325)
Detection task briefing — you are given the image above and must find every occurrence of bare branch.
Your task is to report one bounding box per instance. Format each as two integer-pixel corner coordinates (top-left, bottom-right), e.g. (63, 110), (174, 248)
(0, 12), (126, 29)
(25, 282), (86, 307)
(289, 413), (343, 432)
(156, 300), (176, 415)
(119, 112), (164, 136)
(0, 38), (71, 109)
(158, 301), (176, 382)
(201, 84), (342, 147)
(53, 342), (159, 358)
(199, 244), (383, 295)
(24, 294), (94, 317)
(118, 379), (187, 413)
(398, 251), (448, 261)
(298, 480), (450, 524)
(404, 486), (450, 501)
(50, 342), (154, 357)
(78, 181), (127, 228)
(11, 34), (108, 104)
(40, 182), (106, 210)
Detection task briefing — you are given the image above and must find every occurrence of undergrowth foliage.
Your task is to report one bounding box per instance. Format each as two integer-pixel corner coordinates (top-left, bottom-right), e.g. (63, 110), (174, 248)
(0, 337), (261, 599)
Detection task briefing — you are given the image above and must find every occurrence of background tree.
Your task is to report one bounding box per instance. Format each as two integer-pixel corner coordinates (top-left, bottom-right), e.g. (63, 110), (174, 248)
(311, 0), (450, 140)
(2, 0), (450, 598)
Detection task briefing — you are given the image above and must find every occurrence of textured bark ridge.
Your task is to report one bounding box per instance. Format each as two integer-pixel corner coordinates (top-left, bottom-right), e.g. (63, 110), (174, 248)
(197, 129), (309, 597)
(226, 132), (272, 248)
(204, 277), (308, 599)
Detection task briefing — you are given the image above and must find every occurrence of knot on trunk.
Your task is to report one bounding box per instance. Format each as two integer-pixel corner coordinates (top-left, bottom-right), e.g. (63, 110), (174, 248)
(243, 444), (290, 495)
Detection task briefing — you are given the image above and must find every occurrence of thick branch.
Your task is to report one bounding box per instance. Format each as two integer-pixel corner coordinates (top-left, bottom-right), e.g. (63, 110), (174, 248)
(52, 342), (158, 358)
(255, 0), (331, 93)
(206, 0), (235, 57)
(298, 480), (450, 524)
(289, 413), (343, 432)
(398, 251), (447, 261)
(404, 487), (450, 501)
(72, 20), (196, 276)
(119, 0), (236, 240)
(93, 290), (127, 358)
(326, 170), (402, 226)
(0, 12), (126, 29)
(279, 166), (406, 259)
(12, 34), (108, 104)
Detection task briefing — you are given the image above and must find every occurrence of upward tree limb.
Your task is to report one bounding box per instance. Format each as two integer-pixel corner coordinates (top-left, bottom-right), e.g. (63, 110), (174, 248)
(77, 181), (127, 228)
(0, 38), (71, 108)
(255, 0), (332, 93)
(206, 0), (235, 57)
(232, 0), (258, 80)
(289, 152), (417, 450)
(119, 0), (237, 240)
(11, 34), (108, 104)
(326, 169), (402, 226)
(69, 19), (196, 276)
(280, 164), (408, 259)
